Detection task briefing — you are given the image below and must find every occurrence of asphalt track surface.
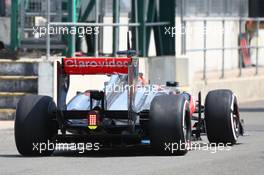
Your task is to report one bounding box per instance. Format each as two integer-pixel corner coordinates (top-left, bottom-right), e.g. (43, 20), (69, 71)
(0, 100), (264, 175)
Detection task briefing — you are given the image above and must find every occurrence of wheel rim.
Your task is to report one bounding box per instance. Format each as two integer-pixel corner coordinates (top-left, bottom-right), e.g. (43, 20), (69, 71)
(182, 101), (188, 141)
(231, 95), (239, 141)
(232, 109), (239, 138)
(182, 100), (190, 150)
(183, 113), (187, 140)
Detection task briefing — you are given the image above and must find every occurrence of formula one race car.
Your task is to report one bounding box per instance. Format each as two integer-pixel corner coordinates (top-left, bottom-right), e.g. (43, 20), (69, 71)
(14, 53), (244, 156)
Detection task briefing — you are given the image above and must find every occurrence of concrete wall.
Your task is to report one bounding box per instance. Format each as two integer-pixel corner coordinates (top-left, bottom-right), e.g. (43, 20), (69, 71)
(0, 17), (10, 45)
(38, 61), (54, 97)
(146, 56), (191, 87)
(192, 75), (264, 102)
(139, 56), (264, 102)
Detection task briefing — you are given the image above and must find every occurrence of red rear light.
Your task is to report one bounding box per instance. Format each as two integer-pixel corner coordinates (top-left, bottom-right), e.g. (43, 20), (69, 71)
(89, 114), (97, 126)
(87, 111), (100, 130)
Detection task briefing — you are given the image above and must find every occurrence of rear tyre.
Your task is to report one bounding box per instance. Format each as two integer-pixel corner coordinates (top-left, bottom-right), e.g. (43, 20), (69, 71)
(149, 95), (191, 155)
(205, 90), (240, 145)
(15, 95), (58, 156)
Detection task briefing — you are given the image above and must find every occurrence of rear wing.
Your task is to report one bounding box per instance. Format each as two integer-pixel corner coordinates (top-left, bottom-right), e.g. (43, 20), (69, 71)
(57, 57), (138, 113)
(63, 57), (132, 75)
(56, 32), (140, 131)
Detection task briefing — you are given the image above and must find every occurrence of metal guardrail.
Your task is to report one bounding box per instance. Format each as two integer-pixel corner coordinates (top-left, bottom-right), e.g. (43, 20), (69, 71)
(182, 17), (264, 81)
(49, 22), (141, 27)
(45, 0), (171, 60)
(46, 21), (169, 60)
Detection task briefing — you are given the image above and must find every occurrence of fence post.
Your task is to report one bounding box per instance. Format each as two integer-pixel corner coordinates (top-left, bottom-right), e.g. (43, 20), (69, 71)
(10, 0), (19, 52)
(113, 0), (120, 56)
(46, 0), (50, 61)
(203, 20), (207, 82)
(67, 0), (77, 57)
(94, 0), (99, 56)
(180, 0), (186, 55)
(256, 19), (260, 75)
(239, 18), (242, 77)
(221, 19), (225, 79)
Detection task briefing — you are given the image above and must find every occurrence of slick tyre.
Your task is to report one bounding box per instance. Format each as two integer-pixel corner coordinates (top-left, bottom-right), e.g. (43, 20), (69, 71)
(15, 95), (57, 156)
(150, 95), (191, 155)
(205, 90), (240, 145)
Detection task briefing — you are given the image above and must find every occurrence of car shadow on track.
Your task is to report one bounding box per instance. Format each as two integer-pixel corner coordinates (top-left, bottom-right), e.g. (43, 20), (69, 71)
(0, 141), (244, 158)
(0, 142), (243, 158)
(53, 146), (154, 157)
(0, 146), (155, 158)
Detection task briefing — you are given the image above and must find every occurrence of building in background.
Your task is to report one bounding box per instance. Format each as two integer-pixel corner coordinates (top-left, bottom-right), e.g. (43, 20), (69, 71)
(176, 0), (248, 17)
